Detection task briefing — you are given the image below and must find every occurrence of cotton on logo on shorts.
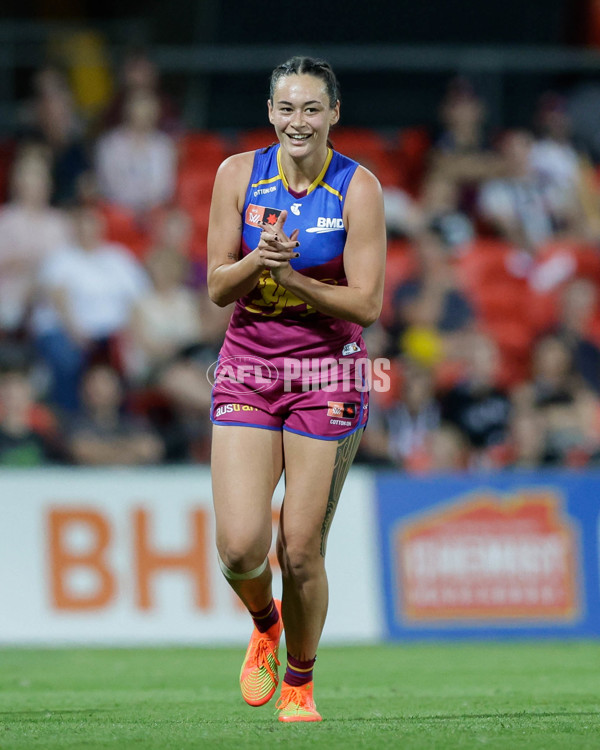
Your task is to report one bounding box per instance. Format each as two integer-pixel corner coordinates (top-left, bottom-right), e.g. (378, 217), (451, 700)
(206, 356), (279, 394)
(327, 402), (357, 419)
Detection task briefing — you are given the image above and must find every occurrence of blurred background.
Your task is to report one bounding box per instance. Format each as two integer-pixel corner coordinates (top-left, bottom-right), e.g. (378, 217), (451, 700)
(1, 1), (600, 645)
(4, 0), (600, 471)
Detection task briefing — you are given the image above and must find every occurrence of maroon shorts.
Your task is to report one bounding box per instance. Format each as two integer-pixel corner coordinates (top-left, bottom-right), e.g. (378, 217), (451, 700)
(210, 354), (369, 440)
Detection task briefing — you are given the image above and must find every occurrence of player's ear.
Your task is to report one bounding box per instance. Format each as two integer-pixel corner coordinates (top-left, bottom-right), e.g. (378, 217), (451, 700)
(330, 101), (340, 127)
(268, 99), (275, 125)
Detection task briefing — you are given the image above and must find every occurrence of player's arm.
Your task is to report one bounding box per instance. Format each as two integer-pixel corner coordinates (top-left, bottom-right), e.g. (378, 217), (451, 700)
(206, 153), (298, 307)
(270, 167), (386, 327)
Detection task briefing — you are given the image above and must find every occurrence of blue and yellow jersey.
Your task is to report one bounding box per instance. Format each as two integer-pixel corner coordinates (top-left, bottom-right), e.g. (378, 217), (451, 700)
(222, 144), (364, 362)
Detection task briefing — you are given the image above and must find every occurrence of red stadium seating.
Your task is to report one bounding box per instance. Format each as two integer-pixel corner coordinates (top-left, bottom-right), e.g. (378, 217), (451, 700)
(237, 128), (278, 153)
(177, 131), (230, 172)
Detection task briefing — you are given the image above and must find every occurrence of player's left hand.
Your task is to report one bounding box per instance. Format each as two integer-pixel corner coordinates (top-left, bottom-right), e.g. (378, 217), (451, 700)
(260, 209), (299, 285)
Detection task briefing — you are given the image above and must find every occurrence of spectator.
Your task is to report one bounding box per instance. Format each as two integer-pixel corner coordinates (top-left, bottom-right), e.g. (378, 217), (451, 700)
(439, 331), (511, 461)
(506, 409), (550, 469)
(512, 334), (600, 465)
(124, 245), (219, 398)
(122, 227), (230, 461)
(385, 360), (441, 469)
(419, 173), (475, 251)
(99, 49), (182, 135)
(428, 77), (502, 209)
(65, 364), (164, 466)
(18, 66), (90, 206)
(95, 89), (177, 216)
(531, 94), (581, 202)
(0, 153), (71, 335)
(478, 130), (572, 255)
(427, 423), (469, 472)
(0, 358), (59, 466)
(552, 277), (600, 395)
(382, 187), (423, 239)
(31, 206), (149, 411)
(386, 229), (474, 360)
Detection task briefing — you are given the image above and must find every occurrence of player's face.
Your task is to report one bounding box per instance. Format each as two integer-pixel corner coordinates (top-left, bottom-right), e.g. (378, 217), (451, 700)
(268, 74), (339, 158)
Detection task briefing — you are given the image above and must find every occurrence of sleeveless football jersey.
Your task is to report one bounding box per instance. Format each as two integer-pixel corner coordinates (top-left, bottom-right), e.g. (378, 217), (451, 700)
(220, 145), (364, 365)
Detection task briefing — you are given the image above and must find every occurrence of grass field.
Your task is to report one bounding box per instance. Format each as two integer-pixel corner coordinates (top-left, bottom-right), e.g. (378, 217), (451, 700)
(1, 642), (599, 749)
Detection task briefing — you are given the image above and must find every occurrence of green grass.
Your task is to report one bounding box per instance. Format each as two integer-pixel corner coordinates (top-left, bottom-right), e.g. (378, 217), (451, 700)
(1, 642), (599, 749)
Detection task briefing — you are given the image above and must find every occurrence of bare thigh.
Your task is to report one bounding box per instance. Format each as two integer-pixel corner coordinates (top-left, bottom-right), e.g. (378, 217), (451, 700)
(278, 428), (364, 560)
(211, 425), (284, 568)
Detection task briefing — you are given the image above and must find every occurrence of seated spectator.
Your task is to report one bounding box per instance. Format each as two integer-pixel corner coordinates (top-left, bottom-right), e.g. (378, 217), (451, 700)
(439, 331), (511, 461)
(122, 231), (230, 461)
(19, 67), (90, 206)
(428, 77), (502, 210)
(382, 174), (475, 247)
(0, 152), (71, 335)
(512, 334), (600, 465)
(419, 173), (475, 251)
(0, 355), (60, 466)
(385, 360), (441, 470)
(382, 186), (423, 239)
(386, 229), (474, 359)
(65, 364), (164, 466)
(505, 409), (550, 469)
(99, 49), (182, 135)
(31, 206), (149, 411)
(95, 89), (177, 217)
(427, 423), (469, 472)
(478, 130), (574, 255)
(531, 93), (583, 217)
(124, 245), (220, 398)
(552, 277), (600, 395)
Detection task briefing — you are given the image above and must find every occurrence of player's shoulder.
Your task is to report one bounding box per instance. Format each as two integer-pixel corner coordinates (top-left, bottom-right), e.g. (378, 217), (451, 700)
(346, 163), (383, 203)
(216, 151), (255, 178)
(213, 151), (256, 196)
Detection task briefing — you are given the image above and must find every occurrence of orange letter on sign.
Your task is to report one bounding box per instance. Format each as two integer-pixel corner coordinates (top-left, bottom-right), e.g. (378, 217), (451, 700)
(48, 508), (115, 610)
(134, 508), (211, 610)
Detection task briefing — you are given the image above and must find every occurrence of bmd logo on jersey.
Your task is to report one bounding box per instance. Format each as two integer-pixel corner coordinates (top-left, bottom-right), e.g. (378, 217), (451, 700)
(306, 217), (345, 234)
(394, 490), (580, 625)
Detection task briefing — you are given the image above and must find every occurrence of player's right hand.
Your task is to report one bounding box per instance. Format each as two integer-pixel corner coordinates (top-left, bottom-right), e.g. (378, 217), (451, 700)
(254, 209), (300, 271)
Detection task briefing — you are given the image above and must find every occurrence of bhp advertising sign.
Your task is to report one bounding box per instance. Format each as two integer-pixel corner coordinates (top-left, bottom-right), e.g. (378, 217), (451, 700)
(0, 468), (380, 645)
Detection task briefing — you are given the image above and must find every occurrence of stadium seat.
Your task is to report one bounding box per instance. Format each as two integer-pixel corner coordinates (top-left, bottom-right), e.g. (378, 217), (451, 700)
(381, 239), (418, 327)
(395, 127), (431, 195)
(99, 202), (151, 259)
(330, 127), (400, 186)
(455, 238), (516, 293)
(237, 128), (278, 153)
(176, 168), (215, 214)
(178, 131), (230, 172)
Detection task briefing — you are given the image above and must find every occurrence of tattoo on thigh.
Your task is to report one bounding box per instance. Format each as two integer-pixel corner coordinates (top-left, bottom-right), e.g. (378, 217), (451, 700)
(319, 428), (364, 557)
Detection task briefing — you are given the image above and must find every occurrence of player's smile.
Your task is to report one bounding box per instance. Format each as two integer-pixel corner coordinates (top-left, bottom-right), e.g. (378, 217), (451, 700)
(286, 133), (313, 147)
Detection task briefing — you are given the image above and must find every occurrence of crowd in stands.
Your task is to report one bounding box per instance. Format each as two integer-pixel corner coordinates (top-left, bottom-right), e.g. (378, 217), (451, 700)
(2, 53), (600, 471)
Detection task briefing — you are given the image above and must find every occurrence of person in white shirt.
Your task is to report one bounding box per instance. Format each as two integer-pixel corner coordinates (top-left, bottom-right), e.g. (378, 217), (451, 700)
(478, 130), (565, 255)
(32, 206), (149, 411)
(95, 89), (176, 216)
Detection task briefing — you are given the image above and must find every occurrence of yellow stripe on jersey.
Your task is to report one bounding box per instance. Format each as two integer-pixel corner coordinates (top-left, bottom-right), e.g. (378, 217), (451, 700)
(318, 180), (343, 201)
(251, 174), (281, 188)
(277, 147), (334, 195)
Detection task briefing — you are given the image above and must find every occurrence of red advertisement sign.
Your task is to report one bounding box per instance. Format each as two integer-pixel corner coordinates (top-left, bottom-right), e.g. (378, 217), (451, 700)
(395, 491), (579, 623)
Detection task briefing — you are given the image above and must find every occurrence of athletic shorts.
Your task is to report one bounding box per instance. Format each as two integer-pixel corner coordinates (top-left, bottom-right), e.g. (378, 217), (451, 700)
(210, 354), (369, 440)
